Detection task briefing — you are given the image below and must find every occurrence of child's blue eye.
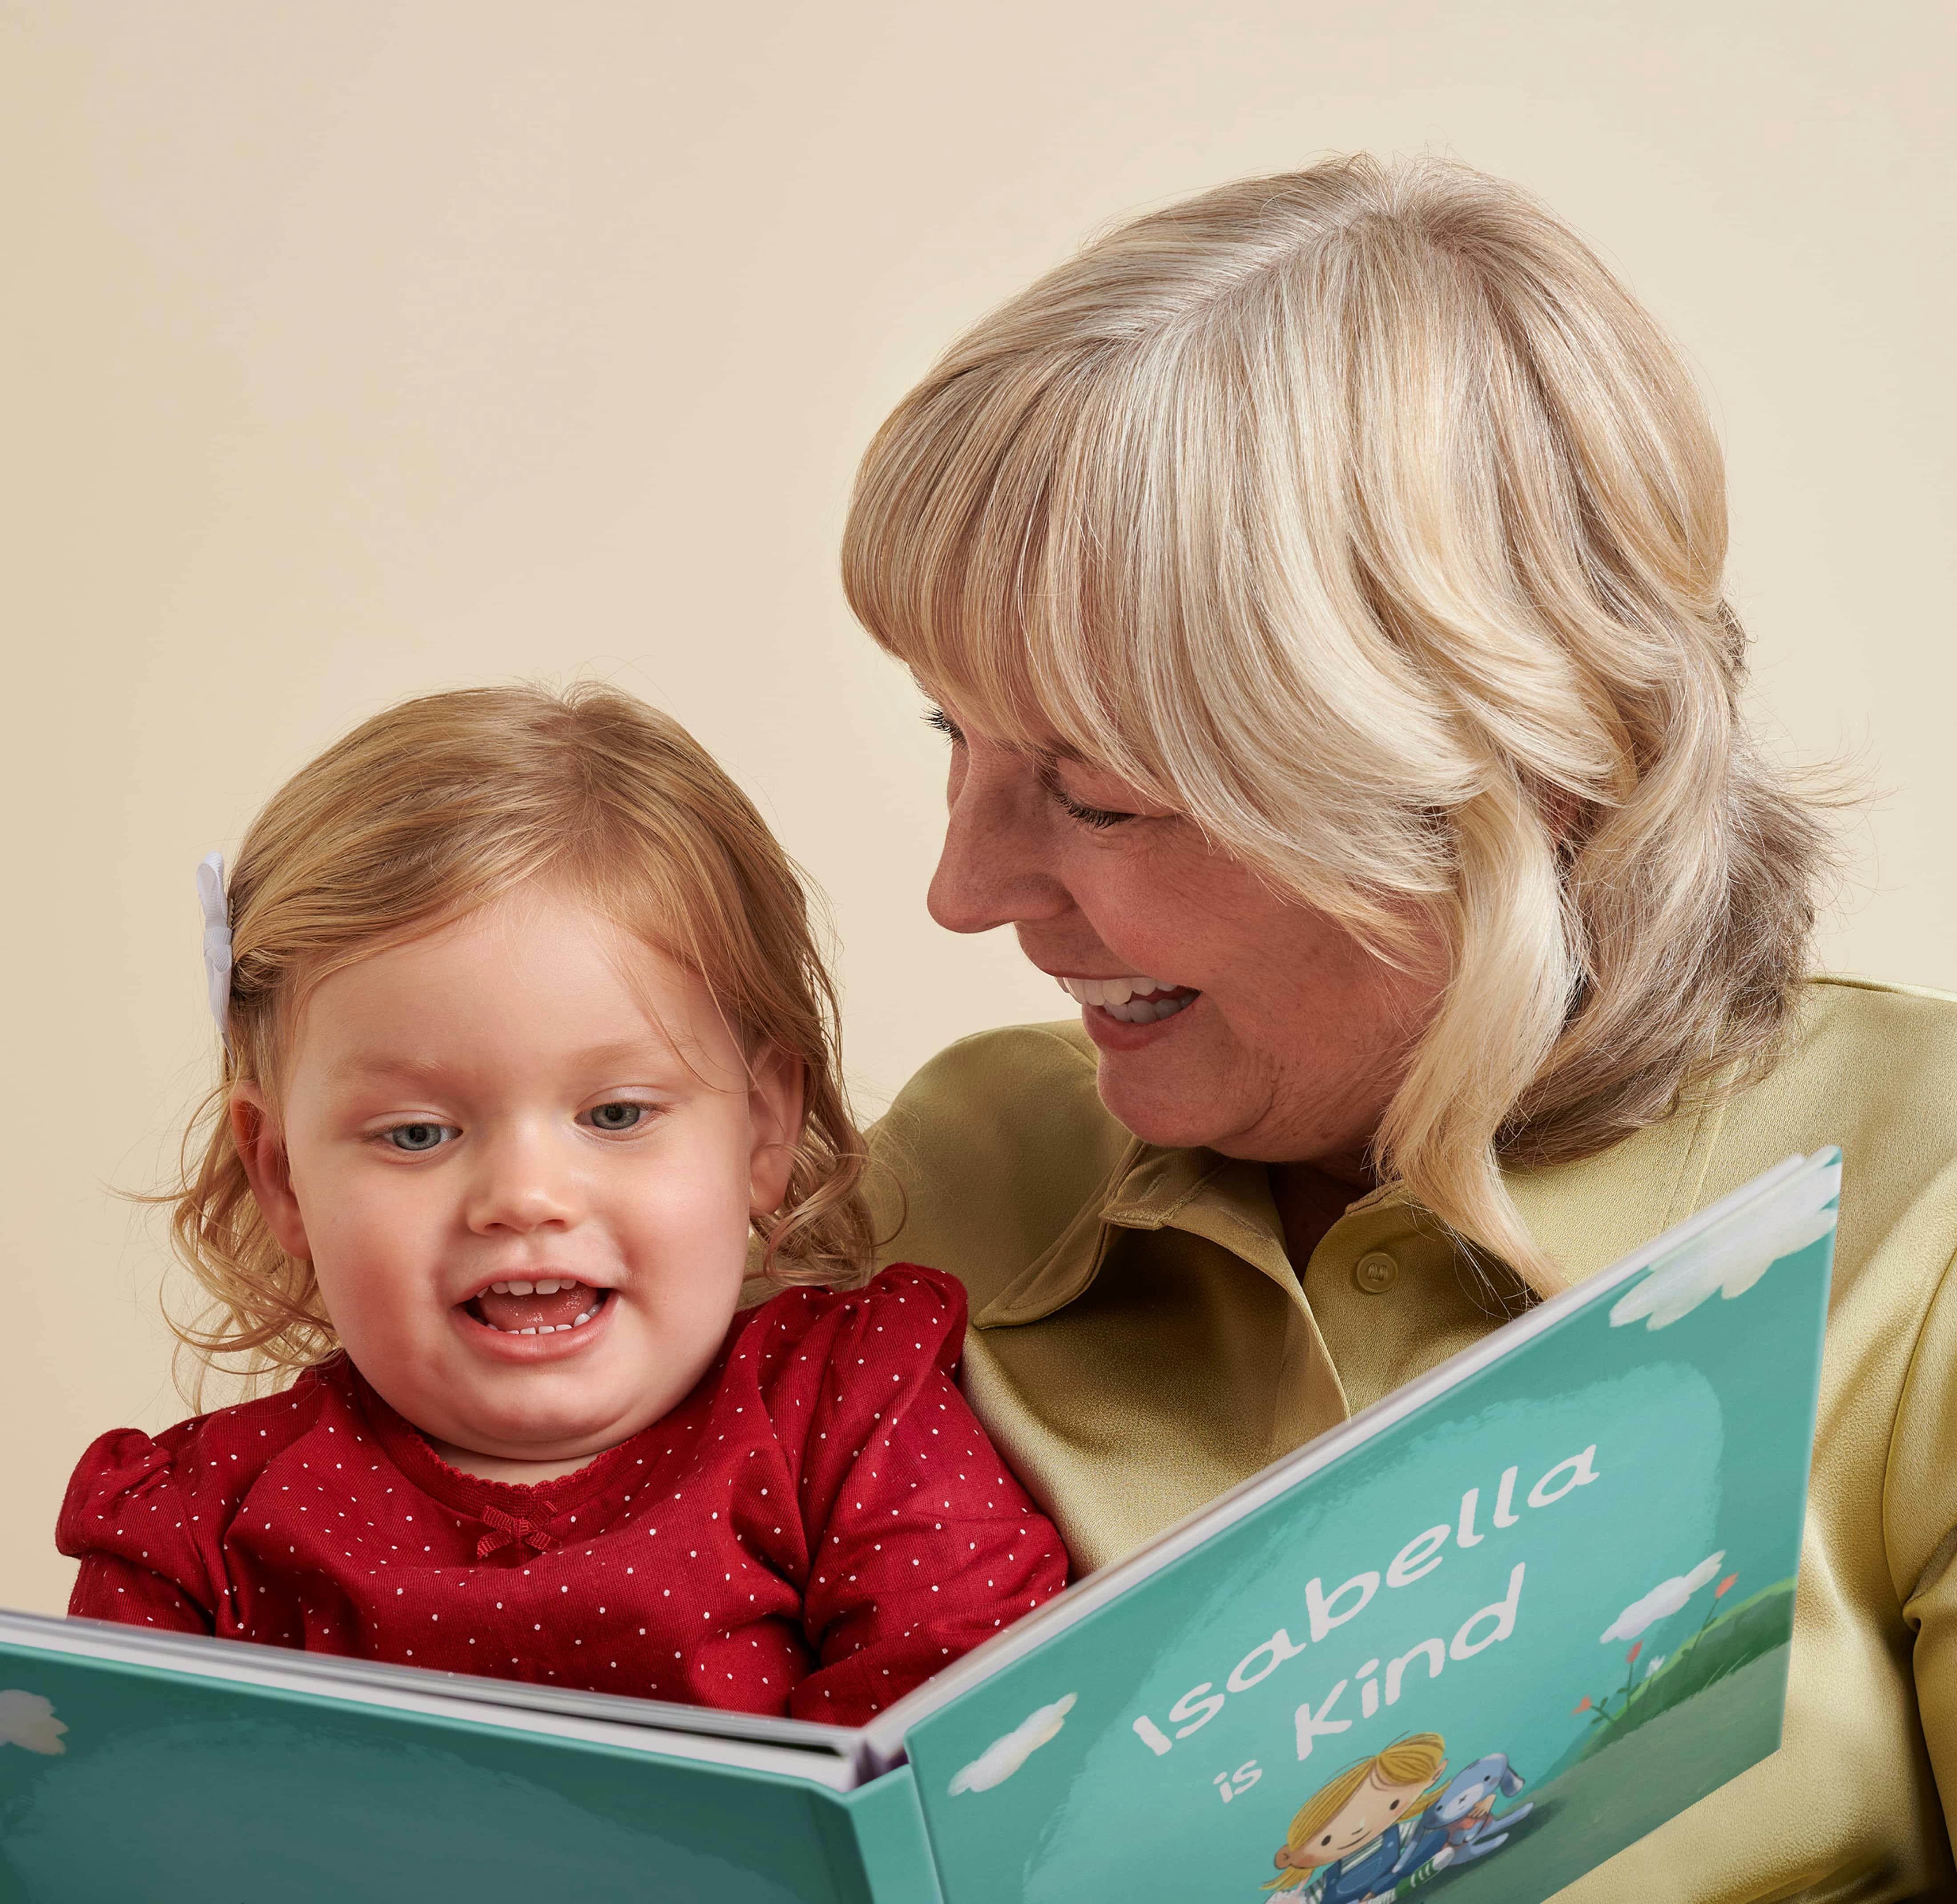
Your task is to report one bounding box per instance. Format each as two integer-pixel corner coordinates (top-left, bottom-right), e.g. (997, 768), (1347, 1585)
(386, 1122), (456, 1153)
(585, 1102), (645, 1133)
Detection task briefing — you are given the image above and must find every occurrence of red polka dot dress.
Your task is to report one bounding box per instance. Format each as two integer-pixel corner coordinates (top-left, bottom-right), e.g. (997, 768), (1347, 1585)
(57, 1266), (1066, 1726)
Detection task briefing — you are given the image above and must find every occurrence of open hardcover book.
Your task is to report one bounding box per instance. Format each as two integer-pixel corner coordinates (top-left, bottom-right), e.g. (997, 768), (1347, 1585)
(0, 1149), (1839, 1904)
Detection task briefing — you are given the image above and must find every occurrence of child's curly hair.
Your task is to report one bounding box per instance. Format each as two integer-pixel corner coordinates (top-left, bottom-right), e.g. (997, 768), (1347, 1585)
(166, 682), (876, 1400)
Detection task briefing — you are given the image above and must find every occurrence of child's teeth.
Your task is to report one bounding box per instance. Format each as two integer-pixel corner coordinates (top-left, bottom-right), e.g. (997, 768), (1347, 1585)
(474, 1283), (604, 1333)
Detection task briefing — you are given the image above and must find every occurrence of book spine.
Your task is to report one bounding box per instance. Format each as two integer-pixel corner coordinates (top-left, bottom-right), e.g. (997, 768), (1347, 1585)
(818, 1765), (945, 1904)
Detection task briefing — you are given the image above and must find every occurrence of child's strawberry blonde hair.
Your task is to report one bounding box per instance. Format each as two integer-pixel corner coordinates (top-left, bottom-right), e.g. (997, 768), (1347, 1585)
(166, 683), (875, 1398)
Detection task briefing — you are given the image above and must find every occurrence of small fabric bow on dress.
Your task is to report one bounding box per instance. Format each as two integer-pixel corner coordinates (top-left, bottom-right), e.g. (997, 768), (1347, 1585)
(196, 851), (233, 1051)
(475, 1506), (560, 1562)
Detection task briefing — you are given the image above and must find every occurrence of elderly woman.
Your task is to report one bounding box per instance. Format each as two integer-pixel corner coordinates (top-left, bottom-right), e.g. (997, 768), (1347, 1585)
(841, 156), (1957, 1900)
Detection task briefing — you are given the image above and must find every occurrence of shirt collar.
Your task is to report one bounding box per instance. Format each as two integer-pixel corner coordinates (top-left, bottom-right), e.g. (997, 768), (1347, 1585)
(968, 1083), (1719, 1331)
(974, 1139), (1384, 1327)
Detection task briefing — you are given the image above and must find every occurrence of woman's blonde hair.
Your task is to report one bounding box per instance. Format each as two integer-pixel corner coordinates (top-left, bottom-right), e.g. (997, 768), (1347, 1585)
(167, 682), (874, 1398)
(1264, 1734), (1450, 1888)
(842, 152), (1830, 1291)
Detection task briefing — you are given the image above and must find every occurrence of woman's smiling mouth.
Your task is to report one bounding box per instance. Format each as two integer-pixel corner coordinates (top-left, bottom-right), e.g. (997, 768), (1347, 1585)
(1052, 973), (1200, 1025)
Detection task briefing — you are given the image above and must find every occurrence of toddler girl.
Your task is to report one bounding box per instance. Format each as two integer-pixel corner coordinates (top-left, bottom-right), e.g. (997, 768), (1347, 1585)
(58, 684), (1065, 1725)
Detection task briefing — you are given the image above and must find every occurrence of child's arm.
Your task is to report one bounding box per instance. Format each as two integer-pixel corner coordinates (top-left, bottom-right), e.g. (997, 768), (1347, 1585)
(56, 1426), (225, 1635)
(68, 1551), (215, 1634)
(770, 1266), (1067, 1725)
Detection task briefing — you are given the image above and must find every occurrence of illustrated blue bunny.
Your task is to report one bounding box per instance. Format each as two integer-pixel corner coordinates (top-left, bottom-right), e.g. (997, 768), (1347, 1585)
(1392, 1753), (1533, 1876)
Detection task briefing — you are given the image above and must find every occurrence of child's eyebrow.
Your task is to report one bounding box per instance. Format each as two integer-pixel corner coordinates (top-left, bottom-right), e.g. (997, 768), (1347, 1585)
(327, 1039), (679, 1085)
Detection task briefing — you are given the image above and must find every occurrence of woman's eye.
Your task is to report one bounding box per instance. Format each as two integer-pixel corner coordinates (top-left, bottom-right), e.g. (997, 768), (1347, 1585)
(1053, 789), (1133, 829)
(923, 704), (965, 745)
(584, 1101), (647, 1133)
(1035, 758), (1136, 829)
(385, 1122), (456, 1153)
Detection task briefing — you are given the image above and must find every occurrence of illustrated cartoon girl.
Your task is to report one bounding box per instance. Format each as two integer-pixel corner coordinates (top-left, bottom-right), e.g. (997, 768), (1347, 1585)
(1264, 1734), (1450, 1901)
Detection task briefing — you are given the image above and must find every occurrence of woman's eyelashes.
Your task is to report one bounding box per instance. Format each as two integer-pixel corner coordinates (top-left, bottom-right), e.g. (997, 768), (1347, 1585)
(1037, 762), (1135, 830)
(927, 701), (1136, 827)
(1051, 788), (1133, 829)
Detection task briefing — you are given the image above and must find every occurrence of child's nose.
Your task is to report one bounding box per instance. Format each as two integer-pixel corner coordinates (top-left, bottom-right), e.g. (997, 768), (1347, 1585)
(465, 1125), (581, 1233)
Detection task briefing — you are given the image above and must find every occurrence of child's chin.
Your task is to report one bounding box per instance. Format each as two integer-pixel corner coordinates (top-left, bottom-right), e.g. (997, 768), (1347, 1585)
(436, 1402), (637, 1477)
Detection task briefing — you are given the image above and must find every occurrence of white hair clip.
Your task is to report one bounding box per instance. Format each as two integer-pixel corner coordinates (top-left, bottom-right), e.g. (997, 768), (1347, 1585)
(196, 851), (233, 1049)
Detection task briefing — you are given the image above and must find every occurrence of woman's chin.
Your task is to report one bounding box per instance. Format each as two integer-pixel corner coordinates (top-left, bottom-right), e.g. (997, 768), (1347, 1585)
(1091, 1023), (1256, 1151)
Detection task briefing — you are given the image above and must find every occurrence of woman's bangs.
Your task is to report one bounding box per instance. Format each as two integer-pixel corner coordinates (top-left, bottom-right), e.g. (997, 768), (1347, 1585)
(845, 358), (1154, 773)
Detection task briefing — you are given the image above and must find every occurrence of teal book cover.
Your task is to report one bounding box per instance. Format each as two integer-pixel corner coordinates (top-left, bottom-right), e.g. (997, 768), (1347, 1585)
(0, 1152), (1837, 1903)
(897, 1150), (1839, 1903)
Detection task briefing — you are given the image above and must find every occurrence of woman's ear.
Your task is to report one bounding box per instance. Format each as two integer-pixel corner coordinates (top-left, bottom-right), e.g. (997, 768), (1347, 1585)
(745, 1044), (807, 1218)
(229, 1083), (312, 1260)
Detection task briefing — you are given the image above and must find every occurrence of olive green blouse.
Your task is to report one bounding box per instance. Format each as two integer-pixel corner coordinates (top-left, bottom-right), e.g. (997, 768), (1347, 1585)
(864, 976), (1957, 1904)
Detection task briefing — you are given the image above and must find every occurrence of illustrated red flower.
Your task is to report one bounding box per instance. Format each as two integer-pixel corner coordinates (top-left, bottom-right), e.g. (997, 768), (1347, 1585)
(1715, 1574), (1739, 1598)
(1627, 1641), (1643, 1662)
(1574, 1696), (1592, 1713)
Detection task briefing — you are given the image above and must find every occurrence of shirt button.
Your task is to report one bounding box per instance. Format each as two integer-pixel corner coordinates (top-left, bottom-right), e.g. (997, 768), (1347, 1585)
(1354, 1251), (1398, 1294)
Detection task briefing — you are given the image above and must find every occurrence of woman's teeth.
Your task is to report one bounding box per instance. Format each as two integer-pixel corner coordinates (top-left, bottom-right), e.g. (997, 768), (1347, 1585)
(1055, 974), (1198, 1025)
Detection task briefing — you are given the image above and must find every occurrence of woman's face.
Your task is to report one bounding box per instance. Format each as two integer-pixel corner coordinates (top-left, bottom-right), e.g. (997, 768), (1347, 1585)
(926, 701), (1443, 1176)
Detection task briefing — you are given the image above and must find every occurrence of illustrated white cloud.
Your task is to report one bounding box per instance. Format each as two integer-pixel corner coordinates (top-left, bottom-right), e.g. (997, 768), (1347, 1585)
(1600, 1552), (1724, 1643)
(0, 1690), (67, 1756)
(1611, 1159), (1839, 1331)
(948, 1693), (1077, 1795)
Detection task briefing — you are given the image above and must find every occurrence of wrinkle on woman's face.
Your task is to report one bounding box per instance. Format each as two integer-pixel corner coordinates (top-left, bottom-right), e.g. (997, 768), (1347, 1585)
(924, 698), (1444, 1177)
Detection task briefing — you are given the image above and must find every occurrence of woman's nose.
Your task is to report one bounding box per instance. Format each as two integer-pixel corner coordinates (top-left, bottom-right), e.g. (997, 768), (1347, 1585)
(464, 1124), (582, 1235)
(926, 742), (1072, 935)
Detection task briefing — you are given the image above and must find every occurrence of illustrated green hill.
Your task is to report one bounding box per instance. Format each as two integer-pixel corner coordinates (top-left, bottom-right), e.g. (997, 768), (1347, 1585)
(1558, 1580), (1796, 1773)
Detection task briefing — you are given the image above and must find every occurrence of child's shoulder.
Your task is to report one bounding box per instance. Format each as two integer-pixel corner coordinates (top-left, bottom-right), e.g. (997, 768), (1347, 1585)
(57, 1360), (353, 1547)
(723, 1263), (970, 1399)
(737, 1262), (967, 1344)
(707, 1265), (985, 1483)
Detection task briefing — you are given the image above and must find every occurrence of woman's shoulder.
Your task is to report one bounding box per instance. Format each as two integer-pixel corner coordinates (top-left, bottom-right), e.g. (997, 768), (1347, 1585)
(1793, 973), (1957, 1077)
(56, 1363), (348, 1554)
(1739, 976), (1957, 1210)
(865, 1021), (1139, 1305)
(875, 1018), (1109, 1140)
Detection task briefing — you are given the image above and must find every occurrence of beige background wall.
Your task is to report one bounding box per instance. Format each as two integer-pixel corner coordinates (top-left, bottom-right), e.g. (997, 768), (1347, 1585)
(3, 0), (1951, 1615)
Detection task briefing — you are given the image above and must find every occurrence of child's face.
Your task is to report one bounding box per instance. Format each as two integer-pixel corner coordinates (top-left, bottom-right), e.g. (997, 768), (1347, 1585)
(1275, 1771), (1434, 1872)
(232, 890), (801, 1475)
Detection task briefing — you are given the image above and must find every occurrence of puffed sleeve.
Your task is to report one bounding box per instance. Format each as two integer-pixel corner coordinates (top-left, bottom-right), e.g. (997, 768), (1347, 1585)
(57, 1427), (219, 1634)
(765, 1265), (1067, 1724)
(1886, 1242), (1957, 1840)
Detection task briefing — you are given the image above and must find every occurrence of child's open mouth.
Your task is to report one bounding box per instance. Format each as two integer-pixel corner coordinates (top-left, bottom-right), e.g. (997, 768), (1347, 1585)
(462, 1279), (612, 1336)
